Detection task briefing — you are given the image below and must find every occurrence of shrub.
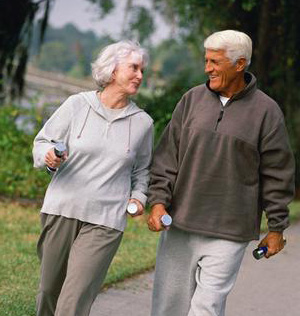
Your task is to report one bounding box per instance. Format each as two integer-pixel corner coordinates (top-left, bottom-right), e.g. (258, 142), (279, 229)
(0, 105), (49, 199)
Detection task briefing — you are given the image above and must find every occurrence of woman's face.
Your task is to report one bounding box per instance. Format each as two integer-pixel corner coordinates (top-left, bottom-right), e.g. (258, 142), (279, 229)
(112, 52), (144, 96)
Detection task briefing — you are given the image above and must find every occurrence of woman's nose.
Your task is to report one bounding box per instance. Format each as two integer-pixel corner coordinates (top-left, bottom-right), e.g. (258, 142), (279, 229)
(137, 69), (143, 79)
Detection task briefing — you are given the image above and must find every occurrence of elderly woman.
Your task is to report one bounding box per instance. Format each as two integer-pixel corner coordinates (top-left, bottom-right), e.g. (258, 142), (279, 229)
(33, 41), (153, 316)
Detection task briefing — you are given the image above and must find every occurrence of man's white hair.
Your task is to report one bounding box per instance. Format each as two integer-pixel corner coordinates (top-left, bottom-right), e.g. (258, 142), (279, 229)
(204, 30), (252, 66)
(91, 40), (148, 88)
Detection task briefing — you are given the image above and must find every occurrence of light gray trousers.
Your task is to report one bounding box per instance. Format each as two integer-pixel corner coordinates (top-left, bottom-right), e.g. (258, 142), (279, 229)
(151, 227), (248, 316)
(36, 213), (123, 316)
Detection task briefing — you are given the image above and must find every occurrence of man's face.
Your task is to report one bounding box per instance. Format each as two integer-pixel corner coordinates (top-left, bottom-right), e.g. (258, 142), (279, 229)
(205, 49), (242, 97)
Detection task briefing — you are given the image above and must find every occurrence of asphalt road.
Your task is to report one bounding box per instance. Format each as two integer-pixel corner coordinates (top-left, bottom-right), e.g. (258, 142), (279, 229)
(90, 221), (300, 316)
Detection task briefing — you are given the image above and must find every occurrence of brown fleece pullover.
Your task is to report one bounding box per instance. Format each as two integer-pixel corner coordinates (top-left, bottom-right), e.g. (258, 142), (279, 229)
(148, 72), (295, 242)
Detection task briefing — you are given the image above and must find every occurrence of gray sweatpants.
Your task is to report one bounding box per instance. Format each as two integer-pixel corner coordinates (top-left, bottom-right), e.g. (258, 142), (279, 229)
(151, 227), (248, 316)
(36, 213), (123, 316)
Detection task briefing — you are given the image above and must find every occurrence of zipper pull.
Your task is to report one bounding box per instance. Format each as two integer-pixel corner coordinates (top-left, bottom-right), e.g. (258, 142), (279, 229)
(215, 108), (224, 130)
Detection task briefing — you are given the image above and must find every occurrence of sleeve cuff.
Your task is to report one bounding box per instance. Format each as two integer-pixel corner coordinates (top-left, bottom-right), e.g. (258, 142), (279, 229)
(131, 191), (147, 207)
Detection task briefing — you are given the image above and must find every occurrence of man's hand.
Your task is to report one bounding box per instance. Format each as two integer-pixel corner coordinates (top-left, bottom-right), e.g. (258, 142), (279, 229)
(257, 231), (286, 258)
(147, 204), (169, 232)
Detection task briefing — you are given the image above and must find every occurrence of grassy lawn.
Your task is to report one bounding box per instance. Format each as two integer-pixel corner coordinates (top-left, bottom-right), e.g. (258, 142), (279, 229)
(0, 201), (159, 316)
(0, 200), (299, 315)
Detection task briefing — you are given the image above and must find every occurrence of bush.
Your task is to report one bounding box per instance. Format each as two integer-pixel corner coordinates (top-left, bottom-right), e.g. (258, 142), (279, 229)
(0, 105), (49, 199)
(136, 69), (205, 143)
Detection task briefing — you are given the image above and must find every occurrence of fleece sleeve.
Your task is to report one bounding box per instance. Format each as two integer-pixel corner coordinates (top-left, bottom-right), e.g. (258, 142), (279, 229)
(260, 120), (295, 232)
(147, 98), (184, 208)
(32, 96), (74, 169)
(130, 121), (154, 206)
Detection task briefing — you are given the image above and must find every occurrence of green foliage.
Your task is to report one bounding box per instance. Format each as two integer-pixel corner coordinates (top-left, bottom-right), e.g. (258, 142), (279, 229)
(137, 69), (206, 142)
(33, 41), (74, 73)
(86, 0), (115, 16)
(86, 0), (156, 45)
(31, 23), (112, 78)
(0, 105), (49, 199)
(127, 6), (155, 44)
(151, 39), (203, 79)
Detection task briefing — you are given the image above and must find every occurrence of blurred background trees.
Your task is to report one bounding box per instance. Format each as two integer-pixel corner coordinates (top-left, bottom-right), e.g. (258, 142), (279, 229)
(0, 0), (52, 101)
(0, 0), (299, 196)
(151, 0), (300, 188)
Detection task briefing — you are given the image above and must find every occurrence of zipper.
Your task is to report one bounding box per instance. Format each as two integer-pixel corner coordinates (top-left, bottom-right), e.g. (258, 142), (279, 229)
(214, 95), (231, 130)
(214, 107), (224, 131)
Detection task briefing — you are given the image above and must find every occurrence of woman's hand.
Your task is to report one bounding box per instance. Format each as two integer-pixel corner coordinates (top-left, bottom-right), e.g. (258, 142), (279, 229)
(45, 148), (67, 169)
(128, 199), (144, 217)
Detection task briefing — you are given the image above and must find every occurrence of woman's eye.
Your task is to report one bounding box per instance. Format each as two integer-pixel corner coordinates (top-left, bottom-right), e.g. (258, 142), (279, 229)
(131, 64), (138, 71)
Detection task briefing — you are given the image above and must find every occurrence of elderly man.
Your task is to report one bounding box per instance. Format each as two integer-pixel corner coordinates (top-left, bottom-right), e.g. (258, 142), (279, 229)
(147, 30), (295, 316)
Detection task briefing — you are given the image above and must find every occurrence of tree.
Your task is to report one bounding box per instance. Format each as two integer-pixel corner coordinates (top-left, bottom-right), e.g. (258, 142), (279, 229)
(0, 0), (52, 103)
(126, 6), (155, 44)
(33, 41), (74, 73)
(30, 23), (111, 78)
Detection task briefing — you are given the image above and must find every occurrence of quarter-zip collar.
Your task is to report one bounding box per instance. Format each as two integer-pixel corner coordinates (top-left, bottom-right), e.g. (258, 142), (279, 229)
(206, 72), (257, 131)
(206, 72), (257, 105)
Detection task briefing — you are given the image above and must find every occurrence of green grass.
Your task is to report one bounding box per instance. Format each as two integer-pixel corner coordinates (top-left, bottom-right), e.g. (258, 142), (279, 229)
(0, 200), (299, 315)
(0, 201), (159, 316)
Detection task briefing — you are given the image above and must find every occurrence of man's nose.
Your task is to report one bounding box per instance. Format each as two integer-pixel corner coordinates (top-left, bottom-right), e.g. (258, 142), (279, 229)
(205, 61), (213, 73)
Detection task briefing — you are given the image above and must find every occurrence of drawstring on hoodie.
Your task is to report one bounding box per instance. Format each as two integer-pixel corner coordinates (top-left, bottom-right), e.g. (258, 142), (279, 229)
(77, 92), (142, 153)
(76, 103), (132, 154)
(127, 116), (132, 153)
(77, 106), (91, 139)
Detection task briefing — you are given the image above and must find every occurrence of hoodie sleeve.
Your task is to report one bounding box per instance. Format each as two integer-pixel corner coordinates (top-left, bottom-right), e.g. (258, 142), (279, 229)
(260, 119), (295, 232)
(32, 96), (74, 169)
(148, 98), (184, 208)
(130, 121), (154, 206)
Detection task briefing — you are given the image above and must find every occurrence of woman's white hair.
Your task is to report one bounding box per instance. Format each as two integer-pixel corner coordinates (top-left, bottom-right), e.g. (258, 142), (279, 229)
(91, 40), (149, 88)
(204, 30), (252, 66)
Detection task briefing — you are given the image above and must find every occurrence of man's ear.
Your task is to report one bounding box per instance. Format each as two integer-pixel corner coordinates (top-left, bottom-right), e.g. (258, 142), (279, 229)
(236, 58), (247, 72)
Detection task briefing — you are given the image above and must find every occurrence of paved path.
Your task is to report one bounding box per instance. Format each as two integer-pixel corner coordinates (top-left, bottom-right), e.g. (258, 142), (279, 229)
(90, 222), (300, 316)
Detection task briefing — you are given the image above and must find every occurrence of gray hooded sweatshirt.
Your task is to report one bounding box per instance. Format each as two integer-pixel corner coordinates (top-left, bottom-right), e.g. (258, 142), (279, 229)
(33, 91), (153, 231)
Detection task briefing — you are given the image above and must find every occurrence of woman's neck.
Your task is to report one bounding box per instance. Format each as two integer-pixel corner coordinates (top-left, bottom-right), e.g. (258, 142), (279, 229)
(98, 86), (129, 109)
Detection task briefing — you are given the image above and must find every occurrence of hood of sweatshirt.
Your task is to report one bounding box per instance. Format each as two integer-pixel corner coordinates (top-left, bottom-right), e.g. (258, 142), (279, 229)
(76, 91), (144, 153)
(79, 90), (143, 119)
